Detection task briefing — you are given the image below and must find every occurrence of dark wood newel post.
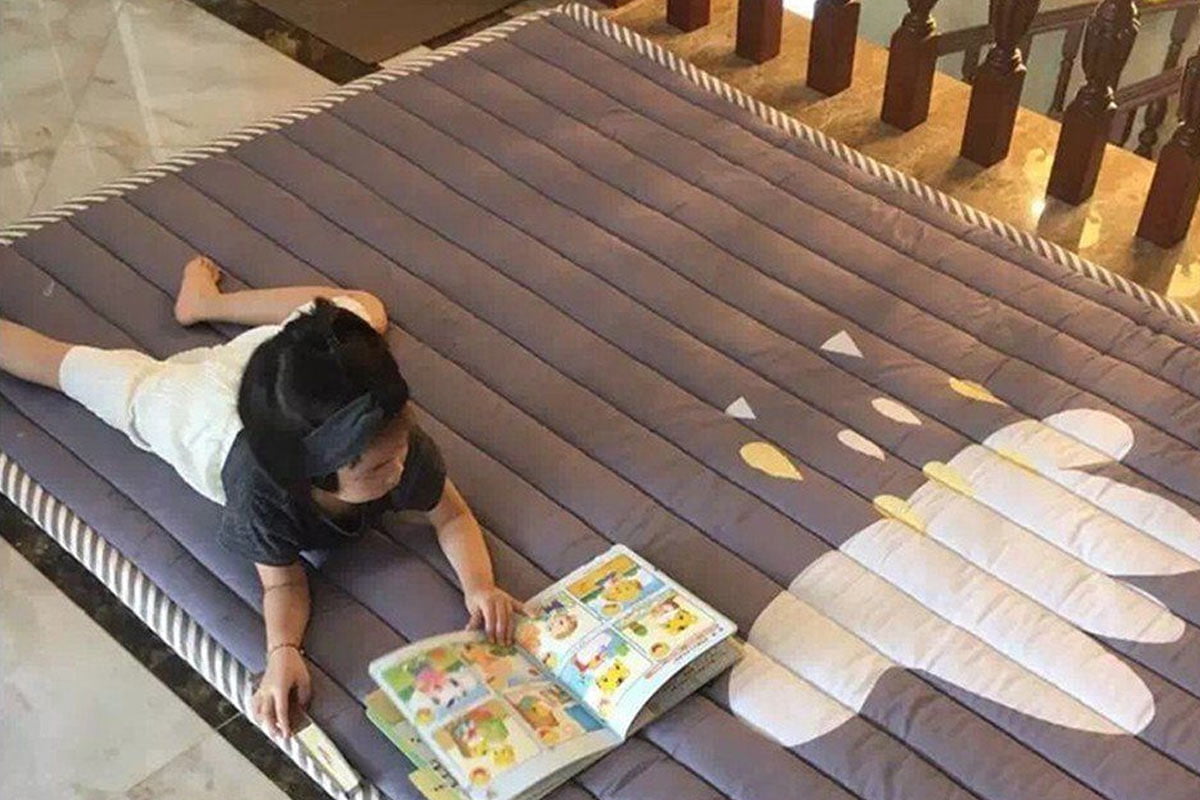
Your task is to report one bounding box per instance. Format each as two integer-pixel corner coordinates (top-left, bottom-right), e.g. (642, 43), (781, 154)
(1137, 52), (1200, 247)
(668, 0), (711, 32)
(736, 0), (783, 64)
(1046, 0), (1139, 205)
(960, 0), (1042, 167)
(881, 0), (941, 130)
(808, 0), (861, 96)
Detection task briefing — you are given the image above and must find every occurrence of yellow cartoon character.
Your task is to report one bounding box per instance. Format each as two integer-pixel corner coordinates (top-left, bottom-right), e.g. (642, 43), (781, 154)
(601, 574), (643, 605)
(596, 660), (631, 695)
(491, 743), (516, 767)
(663, 607), (698, 635)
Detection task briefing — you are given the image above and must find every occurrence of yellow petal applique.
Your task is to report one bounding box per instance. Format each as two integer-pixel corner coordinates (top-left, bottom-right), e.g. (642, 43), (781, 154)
(922, 462), (974, 496)
(741, 442), (804, 481)
(873, 495), (925, 533)
(950, 378), (1008, 406)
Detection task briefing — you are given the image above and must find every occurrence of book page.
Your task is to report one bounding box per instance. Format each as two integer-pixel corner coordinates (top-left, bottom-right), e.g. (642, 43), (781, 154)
(515, 545), (737, 738)
(369, 632), (618, 800)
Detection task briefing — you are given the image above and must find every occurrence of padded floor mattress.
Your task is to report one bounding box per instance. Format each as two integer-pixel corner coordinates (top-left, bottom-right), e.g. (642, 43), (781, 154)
(5, 4), (1200, 799)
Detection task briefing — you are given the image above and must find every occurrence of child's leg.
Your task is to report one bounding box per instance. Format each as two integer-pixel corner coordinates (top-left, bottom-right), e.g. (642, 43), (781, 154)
(1, 318), (160, 451)
(174, 256), (386, 332)
(0, 319), (74, 390)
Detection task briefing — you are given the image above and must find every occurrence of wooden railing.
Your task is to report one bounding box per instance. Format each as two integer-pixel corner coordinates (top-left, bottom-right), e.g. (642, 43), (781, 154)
(935, 1), (1199, 156)
(600, 0), (1200, 247)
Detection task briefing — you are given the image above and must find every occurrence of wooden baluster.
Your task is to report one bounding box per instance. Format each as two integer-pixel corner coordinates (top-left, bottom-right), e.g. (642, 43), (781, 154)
(668, 0), (711, 32)
(1109, 107), (1136, 146)
(736, 0), (783, 64)
(962, 44), (982, 83)
(881, 0), (941, 130)
(1047, 0), (1139, 204)
(1138, 101), (1170, 158)
(1049, 23), (1086, 119)
(807, 0), (861, 95)
(1137, 53), (1200, 247)
(1134, 7), (1197, 158)
(960, 0), (1042, 167)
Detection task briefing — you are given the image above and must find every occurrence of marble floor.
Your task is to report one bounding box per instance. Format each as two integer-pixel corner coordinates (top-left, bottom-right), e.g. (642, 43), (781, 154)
(0, 0), (337, 797)
(0, 534), (291, 800)
(0, 0), (334, 227)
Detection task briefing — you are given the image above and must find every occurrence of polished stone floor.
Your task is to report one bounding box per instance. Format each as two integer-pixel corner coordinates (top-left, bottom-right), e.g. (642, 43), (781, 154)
(609, 0), (1200, 310)
(0, 0), (335, 227)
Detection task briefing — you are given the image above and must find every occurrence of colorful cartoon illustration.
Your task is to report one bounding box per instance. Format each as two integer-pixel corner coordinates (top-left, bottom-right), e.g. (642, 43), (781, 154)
(504, 683), (604, 746)
(560, 630), (650, 710)
(378, 646), (488, 728)
(596, 660), (631, 695)
(515, 593), (601, 674)
(567, 553), (665, 618)
(461, 641), (542, 690)
(621, 593), (717, 662)
(547, 607), (579, 639)
(433, 699), (540, 786)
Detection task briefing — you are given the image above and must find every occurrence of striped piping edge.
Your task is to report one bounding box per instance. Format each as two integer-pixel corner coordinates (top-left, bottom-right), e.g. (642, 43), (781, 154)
(556, 5), (1200, 327)
(0, 4), (1192, 799)
(0, 5), (1192, 326)
(1, 5), (1192, 328)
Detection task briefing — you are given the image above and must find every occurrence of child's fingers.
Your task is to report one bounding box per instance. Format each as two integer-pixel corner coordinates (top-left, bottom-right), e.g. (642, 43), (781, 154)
(465, 607), (483, 631)
(259, 692), (279, 737)
(273, 687), (292, 737)
(500, 605), (515, 645)
(486, 599), (501, 642)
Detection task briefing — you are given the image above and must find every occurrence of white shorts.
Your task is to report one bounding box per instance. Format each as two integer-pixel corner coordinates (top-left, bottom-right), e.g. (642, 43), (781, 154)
(56, 295), (372, 506)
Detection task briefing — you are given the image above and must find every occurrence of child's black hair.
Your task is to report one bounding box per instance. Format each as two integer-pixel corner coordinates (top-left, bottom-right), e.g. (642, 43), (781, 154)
(237, 298), (408, 494)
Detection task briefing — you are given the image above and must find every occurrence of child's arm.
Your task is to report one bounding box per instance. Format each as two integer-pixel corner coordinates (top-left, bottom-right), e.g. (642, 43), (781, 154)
(428, 479), (524, 644)
(254, 562), (312, 739)
(175, 256), (388, 333)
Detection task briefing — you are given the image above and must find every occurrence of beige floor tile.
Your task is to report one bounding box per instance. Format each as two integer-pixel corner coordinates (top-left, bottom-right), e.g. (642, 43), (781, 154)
(123, 731), (290, 800)
(0, 539), (213, 798)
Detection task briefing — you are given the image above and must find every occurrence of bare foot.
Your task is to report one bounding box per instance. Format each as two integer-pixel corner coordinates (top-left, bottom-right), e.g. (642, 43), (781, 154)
(174, 256), (222, 326)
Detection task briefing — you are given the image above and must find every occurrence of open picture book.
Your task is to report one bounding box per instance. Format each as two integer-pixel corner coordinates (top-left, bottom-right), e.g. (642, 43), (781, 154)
(366, 544), (742, 800)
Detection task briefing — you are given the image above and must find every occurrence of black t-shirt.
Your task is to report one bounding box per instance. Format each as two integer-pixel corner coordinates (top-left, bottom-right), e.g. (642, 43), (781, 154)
(218, 424), (447, 566)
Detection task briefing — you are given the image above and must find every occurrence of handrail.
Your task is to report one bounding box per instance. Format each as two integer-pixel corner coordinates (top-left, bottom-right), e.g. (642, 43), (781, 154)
(1114, 64), (1186, 110)
(936, 0), (1197, 56)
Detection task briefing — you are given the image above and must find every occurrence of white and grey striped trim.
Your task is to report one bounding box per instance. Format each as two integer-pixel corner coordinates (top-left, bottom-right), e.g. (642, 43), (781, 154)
(2, 3), (1192, 326)
(557, 3), (1200, 326)
(0, 451), (387, 800)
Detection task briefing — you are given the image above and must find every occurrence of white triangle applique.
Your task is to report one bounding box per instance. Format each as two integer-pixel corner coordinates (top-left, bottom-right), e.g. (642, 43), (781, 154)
(725, 397), (757, 420)
(821, 331), (863, 358)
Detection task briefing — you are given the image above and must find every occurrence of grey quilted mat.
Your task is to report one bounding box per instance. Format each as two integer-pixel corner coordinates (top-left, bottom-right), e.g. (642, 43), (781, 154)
(5, 5), (1200, 800)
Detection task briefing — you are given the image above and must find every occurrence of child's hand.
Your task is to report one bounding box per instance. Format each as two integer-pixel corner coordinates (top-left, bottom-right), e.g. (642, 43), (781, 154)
(253, 646), (312, 739)
(464, 586), (525, 645)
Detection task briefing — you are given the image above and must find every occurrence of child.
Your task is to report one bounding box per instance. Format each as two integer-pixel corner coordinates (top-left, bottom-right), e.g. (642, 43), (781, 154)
(0, 255), (523, 739)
